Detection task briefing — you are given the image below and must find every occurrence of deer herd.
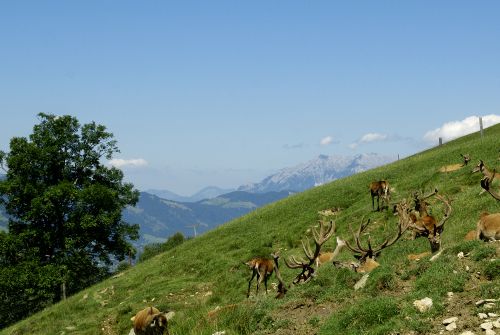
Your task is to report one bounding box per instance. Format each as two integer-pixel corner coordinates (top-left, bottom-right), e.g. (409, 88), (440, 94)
(245, 154), (500, 299)
(131, 155), (500, 334)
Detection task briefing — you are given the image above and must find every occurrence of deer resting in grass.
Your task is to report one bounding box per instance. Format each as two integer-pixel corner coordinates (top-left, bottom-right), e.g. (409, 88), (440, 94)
(473, 160), (500, 195)
(284, 220), (336, 283)
(245, 252), (287, 298)
(130, 306), (174, 335)
(400, 194), (452, 253)
(476, 212), (500, 241)
(370, 180), (390, 211)
(338, 213), (409, 273)
(480, 168), (500, 201)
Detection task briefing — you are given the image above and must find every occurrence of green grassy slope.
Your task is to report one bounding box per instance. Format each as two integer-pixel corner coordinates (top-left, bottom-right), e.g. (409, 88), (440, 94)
(3, 125), (500, 335)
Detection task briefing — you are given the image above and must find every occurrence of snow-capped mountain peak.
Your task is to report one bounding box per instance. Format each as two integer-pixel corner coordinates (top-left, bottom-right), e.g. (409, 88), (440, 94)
(238, 153), (396, 193)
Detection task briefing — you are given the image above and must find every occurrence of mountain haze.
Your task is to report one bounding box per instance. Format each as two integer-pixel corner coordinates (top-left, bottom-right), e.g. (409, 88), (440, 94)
(145, 186), (234, 203)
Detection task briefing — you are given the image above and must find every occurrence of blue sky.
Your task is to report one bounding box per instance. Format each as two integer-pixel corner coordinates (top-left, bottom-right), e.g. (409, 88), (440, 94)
(1, 1), (499, 195)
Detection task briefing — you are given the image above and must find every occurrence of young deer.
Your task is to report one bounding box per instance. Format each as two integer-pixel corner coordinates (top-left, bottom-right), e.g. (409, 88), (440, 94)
(370, 180), (390, 211)
(245, 252), (287, 298)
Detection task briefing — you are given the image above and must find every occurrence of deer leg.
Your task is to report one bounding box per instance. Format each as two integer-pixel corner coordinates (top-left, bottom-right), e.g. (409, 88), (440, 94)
(247, 270), (257, 298)
(256, 271), (264, 295)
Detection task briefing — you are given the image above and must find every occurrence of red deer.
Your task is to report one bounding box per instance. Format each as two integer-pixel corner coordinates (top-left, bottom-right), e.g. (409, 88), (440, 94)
(370, 180), (390, 211)
(439, 154), (471, 172)
(480, 169), (500, 201)
(400, 194), (452, 253)
(245, 252), (287, 298)
(473, 160), (500, 195)
(285, 220), (336, 283)
(339, 213), (409, 273)
(131, 306), (174, 335)
(476, 212), (500, 241)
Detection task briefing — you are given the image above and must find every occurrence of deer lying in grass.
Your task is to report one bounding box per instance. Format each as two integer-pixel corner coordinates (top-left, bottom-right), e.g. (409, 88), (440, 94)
(439, 154), (471, 172)
(480, 169), (500, 201)
(476, 212), (500, 241)
(399, 194), (452, 252)
(245, 252), (287, 298)
(370, 180), (390, 211)
(130, 306), (174, 335)
(284, 220), (336, 283)
(473, 160), (500, 195)
(338, 214), (409, 273)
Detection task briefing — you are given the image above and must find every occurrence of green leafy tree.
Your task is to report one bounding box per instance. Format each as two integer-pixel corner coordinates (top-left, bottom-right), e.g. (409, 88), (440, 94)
(0, 113), (139, 325)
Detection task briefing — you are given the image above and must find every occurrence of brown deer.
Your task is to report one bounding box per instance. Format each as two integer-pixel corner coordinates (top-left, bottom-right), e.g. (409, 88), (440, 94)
(245, 252), (286, 298)
(480, 169), (500, 201)
(130, 306), (174, 335)
(476, 212), (500, 241)
(473, 160), (500, 195)
(339, 213), (409, 273)
(284, 220), (336, 283)
(370, 180), (390, 211)
(400, 194), (452, 253)
(439, 154), (471, 172)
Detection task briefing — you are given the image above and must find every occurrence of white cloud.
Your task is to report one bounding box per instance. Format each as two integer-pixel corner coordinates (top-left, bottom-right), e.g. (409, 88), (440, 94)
(108, 158), (148, 168)
(349, 132), (388, 149)
(423, 114), (500, 143)
(359, 133), (387, 143)
(320, 136), (334, 146)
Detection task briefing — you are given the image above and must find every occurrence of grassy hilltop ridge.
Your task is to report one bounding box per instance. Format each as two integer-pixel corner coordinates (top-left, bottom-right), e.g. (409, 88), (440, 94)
(3, 125), (500, 335)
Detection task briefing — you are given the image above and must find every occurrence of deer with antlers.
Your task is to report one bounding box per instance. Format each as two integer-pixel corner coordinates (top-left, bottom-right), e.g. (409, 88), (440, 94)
(284, 220), (336, 283)
(473, 160), (500, 195)
(480, 168), (500, 201)
(338, 212), (409, 273)
(370, 180), (390, 211)
(397, 194), (452, 252)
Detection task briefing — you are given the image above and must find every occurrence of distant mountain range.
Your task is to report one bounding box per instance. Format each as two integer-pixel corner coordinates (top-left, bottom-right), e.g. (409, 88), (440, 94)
(238, 153), (396, 193)
(145, 186), (234, 203)
(123, 190), (292, 249)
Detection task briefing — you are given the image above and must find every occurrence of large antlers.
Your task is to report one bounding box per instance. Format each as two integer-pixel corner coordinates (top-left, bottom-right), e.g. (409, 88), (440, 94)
(481, 170), (500, 201)
(285, 220), (336, 283)
(343, 214), (409, 264)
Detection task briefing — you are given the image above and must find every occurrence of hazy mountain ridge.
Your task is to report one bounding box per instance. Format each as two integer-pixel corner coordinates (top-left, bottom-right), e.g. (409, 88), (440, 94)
(238, 153), (396, 193)
(145, 186), (234, 203)
(123, 190), (292, 249)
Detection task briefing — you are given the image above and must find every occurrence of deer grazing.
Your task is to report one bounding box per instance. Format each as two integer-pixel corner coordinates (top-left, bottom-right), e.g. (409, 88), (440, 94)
(398, 194), (452, 252)
(473, 160), (500, 195)
(370, 180), (390, 211)
(476, 212), (500, 241)
(284, 220), (336, 283)
(245, 252), (287, 298)
(338, 214), (409, 273)
(480, 169), (500, 201)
